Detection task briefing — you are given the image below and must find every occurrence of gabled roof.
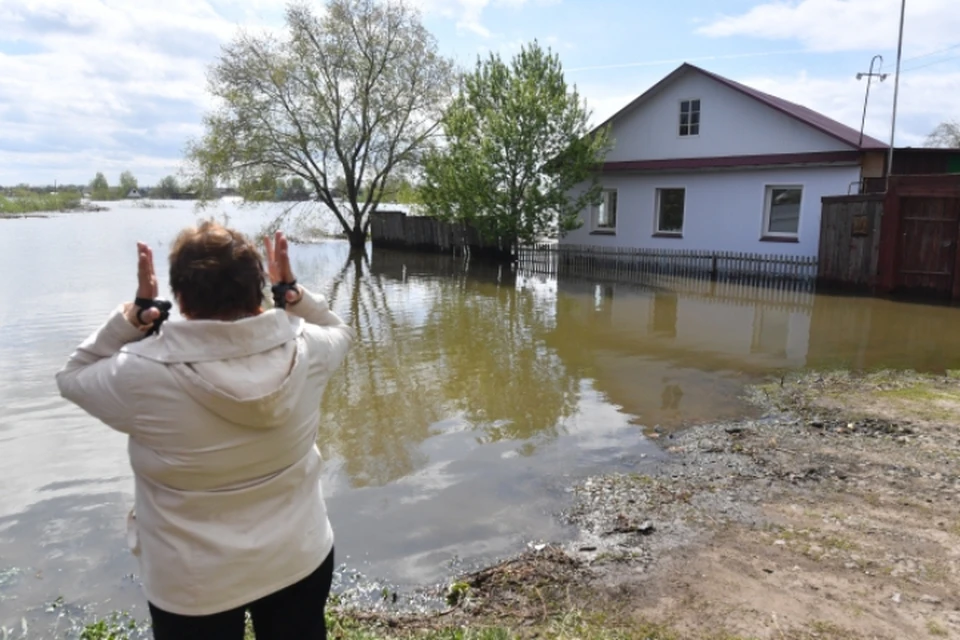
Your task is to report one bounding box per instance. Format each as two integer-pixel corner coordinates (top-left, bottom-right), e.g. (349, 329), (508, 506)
(595, 63), (888, 151)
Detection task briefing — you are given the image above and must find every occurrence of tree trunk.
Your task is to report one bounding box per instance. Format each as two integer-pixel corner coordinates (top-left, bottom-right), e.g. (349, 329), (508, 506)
(347, 227), (367, 250)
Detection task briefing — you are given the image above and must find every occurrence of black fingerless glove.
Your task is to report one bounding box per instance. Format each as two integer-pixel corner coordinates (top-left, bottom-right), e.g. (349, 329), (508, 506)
(271, 280), (298, 309)
(134, 297), (173, 336)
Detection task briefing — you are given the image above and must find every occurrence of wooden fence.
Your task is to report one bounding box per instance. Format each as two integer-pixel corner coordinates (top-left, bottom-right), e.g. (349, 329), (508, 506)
(817, 194), (884, 290)
(515, 244), (817, 287)
(369, 211), (512, 258)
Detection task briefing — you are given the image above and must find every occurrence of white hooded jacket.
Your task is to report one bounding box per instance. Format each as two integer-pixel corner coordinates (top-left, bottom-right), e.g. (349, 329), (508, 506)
(55, 287), (353, 616)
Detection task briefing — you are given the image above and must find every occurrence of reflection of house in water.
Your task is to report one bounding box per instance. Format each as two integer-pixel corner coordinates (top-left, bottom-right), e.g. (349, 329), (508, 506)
(546, 276), (815, 429)
(805, 294), (960, 372)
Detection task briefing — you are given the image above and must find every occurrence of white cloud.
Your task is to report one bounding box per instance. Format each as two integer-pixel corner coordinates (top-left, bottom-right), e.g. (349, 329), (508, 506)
(0, 0), (547, 185)
(698, 0), (960, 55)
(412, 0), (557, 38)
(0, 0), (265, 186)
(738, 69), (960, 146)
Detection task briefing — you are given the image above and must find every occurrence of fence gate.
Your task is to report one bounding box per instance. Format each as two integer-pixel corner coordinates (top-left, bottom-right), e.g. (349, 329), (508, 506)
(878, 175), (960, 300)
(895, 196), (960, 297)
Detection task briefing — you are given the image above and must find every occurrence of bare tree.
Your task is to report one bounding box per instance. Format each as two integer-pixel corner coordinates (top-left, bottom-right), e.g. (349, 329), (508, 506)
(187, 0), (456, 249)
(925, 120), (960, 148)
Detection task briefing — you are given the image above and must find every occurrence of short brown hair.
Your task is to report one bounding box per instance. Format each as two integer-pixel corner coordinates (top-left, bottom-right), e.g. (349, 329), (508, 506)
(168, 221), (266, 319)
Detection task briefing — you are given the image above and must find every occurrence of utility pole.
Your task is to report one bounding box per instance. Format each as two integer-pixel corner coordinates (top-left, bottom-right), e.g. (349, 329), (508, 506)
(887, 0), (907, 183)
(857, 55), (887, 147)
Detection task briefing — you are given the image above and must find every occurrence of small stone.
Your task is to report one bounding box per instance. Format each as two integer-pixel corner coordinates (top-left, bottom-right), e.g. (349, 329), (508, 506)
(774, 539), (787, 546)
(891, 592), (902, 604)
(921, 595), (943, 605)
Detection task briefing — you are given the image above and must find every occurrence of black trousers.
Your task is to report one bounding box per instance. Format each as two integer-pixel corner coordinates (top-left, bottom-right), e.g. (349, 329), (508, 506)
(149, 548), (334, 640)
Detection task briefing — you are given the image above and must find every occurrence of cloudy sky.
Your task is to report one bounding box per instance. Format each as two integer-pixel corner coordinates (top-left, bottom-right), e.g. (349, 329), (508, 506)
(1, 0), (957, 186)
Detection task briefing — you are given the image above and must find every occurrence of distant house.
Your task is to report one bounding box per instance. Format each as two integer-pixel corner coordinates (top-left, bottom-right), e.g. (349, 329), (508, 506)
(126, 188), (143, 199)
(563, 63), (888, 257)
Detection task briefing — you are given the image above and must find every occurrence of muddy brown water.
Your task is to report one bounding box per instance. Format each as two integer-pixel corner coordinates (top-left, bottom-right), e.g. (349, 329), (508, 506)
(3, 201), (960, 633)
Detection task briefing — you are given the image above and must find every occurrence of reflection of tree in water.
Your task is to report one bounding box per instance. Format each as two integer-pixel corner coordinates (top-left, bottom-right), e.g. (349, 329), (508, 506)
(304, 248), (582, 487)
(312, 250), (443, 488)
(416, 262), (580, 446)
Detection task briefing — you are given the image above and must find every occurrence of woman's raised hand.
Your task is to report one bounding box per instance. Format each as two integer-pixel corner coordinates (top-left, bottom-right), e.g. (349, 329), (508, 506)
(263, 231), (301, 306)
(127, 242), (162, 328)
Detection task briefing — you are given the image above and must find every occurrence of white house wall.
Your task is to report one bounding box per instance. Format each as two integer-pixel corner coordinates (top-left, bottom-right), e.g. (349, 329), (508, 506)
(562, 165), (861, 256)
(604, 71), (852, 162)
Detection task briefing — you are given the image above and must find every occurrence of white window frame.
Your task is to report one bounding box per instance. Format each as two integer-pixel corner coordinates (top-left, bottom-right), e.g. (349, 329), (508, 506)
(654, 187), (686, 237)
(761, 184), (803, 240)
(591, 188), (618, 233)
(678, 98), (701, 137)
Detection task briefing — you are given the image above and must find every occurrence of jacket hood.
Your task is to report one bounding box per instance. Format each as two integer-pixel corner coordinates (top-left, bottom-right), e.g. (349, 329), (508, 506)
(123, 310), (309, 429)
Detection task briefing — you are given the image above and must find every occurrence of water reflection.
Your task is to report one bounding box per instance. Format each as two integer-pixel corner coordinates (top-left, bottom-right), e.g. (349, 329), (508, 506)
(309, 250), (583, 488)
(805, 293), (960, 371)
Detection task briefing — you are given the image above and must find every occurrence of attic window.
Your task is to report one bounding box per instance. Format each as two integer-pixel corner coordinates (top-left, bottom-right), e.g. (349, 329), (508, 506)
(679, 99), (700, 136)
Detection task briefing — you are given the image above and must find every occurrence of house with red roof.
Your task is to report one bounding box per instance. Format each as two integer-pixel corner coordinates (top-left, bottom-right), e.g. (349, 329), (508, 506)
(563, 63), (888, 257)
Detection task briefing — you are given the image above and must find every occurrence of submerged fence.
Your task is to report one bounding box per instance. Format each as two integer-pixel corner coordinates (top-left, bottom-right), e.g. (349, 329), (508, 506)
(515, 244), (818, 290)
(369, 211), (512, 258)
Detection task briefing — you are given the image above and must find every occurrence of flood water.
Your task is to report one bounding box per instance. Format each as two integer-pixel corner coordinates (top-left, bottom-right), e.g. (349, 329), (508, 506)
(3, 200), (960, 634)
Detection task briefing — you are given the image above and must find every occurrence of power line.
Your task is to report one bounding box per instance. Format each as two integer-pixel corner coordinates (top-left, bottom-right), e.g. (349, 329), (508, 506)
(900, 53), (960, 74)
(565, 48), (810, 73)
(902, 42), (960, 63)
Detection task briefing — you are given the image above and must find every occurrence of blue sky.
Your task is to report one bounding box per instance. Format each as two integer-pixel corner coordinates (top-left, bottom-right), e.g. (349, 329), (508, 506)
(0, 0), (957, 186)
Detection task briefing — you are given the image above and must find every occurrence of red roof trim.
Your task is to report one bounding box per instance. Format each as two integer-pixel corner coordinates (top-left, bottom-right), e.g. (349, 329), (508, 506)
(602, 151), (862, 173)
(593, 63), (888, 152)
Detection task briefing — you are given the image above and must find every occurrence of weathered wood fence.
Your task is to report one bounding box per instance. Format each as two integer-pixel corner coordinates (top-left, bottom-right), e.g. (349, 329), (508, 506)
(515, 244), (817, 287)
(369, 211), (512, 258)
(817, 194), (884, 290)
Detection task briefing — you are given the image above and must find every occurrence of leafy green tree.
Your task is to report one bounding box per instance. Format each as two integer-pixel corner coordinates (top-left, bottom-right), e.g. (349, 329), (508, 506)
(925, 120), (960, 148)
(380, 175), (422, 204)
(185, 177), (218, 200)
(187, 0), (457, 249)
(239, 172), (281, 201)
(421, 41), (610, 244)
(89, 172), (112, 200)
(283, 176), (310, 200)
(154, 175), (181, 199)
(119, 170), (138, 195)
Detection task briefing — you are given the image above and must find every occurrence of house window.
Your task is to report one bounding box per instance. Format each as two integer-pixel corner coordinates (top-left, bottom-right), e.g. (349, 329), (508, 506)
(655, 188), (685, 235)
(751, 307), (790, 358)
(679, 99), (700, 136)
(650, 292), (678, 338)
(763, 186), (802, 238)
(592, 189), (617, 232)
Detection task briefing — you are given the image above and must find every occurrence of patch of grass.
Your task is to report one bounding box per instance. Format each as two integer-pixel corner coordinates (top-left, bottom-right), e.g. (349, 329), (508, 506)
(927, 620), (948, 637)
(877, 385), (948, 403)
(821, 535), (858, 552)
(79, 612), (148, 639)
(446, 581), (471, 607)
(75, 608), (744, 640)
(0, 190), (82, 214)
(922, 562), (951, 584)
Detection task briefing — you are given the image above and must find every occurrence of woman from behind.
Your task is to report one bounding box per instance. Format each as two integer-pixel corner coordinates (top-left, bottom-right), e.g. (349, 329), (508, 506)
(56, 222), (353, 640)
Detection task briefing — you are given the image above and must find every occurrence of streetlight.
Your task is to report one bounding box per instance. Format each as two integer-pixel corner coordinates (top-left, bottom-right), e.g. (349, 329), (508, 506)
(856, 55), (887, 148)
